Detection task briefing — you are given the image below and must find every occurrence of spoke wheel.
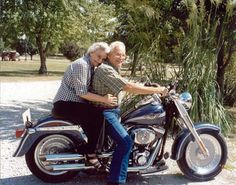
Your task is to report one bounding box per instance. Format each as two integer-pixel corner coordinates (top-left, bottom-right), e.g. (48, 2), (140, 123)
(25, 134), (78, 183)
(177, 131), (227, 181)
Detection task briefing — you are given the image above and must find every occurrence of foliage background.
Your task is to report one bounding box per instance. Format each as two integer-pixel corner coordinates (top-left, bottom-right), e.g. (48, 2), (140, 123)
(0, 0), (235, 132)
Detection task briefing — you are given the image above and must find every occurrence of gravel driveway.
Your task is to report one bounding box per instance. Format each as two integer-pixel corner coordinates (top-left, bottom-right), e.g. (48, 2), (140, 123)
(0, 81), (235, 185)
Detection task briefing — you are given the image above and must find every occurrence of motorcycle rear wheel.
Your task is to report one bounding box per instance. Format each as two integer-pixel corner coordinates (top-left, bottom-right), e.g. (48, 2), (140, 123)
(177, 131), (227, 181)
(25, 134), (78, 183)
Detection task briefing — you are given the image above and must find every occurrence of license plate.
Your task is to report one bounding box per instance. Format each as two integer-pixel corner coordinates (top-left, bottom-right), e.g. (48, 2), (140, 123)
(22, 109), (31, 126)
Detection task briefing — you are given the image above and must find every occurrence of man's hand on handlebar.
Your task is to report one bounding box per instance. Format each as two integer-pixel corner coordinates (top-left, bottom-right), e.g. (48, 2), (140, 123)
(144, 81), (168, 96)
(157, 86), (169, 96)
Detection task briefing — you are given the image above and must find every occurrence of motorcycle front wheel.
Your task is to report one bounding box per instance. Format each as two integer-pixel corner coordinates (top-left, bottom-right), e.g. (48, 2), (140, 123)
(25, 134), (78, 183)
(177, 130), (227, 181)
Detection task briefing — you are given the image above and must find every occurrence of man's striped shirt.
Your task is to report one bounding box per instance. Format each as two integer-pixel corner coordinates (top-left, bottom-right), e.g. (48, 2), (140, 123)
(91, 62), (128, 107)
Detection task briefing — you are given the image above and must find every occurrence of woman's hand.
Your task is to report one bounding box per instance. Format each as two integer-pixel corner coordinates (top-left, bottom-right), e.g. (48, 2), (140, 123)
(103, 94), (118, 106)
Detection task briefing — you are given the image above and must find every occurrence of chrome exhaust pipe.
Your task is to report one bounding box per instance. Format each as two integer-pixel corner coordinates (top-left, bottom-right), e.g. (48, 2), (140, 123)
(41, 153), (113, 172)
(40, 153), (113, 162)
(50, 163), (94, 171)
(41, 139), (161, 172)
(40, 154), (85, 162)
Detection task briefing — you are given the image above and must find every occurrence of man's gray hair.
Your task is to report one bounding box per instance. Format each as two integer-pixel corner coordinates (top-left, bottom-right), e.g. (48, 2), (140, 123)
(87, 42), (110, 55)
(110, 41), (126, 52)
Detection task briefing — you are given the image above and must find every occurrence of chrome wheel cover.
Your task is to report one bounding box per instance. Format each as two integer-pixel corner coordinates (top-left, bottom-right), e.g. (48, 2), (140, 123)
(185, 134), (222, 175)
(34, 135), (74, 175)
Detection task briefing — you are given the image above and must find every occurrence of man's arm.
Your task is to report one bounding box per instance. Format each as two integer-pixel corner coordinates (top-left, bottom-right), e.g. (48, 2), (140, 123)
(94, 64), (167, 97)
(80, 93), (117, 106)
(123, 82), (168, 95)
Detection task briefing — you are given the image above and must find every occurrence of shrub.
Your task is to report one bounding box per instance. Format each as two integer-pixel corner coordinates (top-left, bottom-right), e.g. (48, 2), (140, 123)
(60, 41), (85, 61)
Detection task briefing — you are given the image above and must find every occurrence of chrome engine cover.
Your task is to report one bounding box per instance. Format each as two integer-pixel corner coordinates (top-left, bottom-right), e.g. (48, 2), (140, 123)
(133, 128), (156, 145)
(133, 150), (150, 166)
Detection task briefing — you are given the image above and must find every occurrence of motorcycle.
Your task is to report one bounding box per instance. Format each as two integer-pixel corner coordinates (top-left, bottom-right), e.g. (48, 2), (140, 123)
(13, 81), (228, 183)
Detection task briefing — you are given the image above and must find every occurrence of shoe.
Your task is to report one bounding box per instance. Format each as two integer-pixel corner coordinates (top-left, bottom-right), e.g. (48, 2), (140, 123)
(85, 154), (102, 170)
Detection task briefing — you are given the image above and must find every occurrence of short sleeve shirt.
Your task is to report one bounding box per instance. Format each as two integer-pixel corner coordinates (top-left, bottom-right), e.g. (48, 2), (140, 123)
(91, 62), (128, 107)
(53, 55), (93, 103)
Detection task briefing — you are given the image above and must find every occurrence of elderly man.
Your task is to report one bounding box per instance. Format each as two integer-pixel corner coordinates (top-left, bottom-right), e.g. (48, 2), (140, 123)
(91, 41), (168, 185)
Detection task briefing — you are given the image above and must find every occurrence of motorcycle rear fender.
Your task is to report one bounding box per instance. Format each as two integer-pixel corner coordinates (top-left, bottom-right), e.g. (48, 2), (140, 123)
(171, 123), (221, 160)
(13, 120), (87, 157)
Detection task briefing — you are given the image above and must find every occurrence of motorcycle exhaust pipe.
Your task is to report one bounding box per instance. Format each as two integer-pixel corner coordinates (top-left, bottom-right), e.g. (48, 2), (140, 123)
(40, 154), (85, 162)
(40, 153), (113, 162)
(48, 163), (94, 171)
(42, 140), (162, 172)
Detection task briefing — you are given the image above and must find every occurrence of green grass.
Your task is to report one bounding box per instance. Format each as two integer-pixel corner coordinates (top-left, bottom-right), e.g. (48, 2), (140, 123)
(0, 55), (70, 81)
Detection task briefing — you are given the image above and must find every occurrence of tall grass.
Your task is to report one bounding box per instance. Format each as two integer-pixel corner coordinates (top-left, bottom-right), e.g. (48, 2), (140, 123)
(121, 0), (233, 133)
(178, 0), (232, 132)
(224, 54), (236, 106)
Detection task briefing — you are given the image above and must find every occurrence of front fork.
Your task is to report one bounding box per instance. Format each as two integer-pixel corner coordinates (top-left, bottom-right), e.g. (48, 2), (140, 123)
(175, 100), (209, 157)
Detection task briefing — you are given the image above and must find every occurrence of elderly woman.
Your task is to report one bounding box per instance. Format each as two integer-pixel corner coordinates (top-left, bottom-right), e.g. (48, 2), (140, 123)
(52, 42), (117, 169)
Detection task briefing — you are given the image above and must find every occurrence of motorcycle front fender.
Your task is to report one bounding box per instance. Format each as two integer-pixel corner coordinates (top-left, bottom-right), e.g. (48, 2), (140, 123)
(171, 123), (220, 160)
(13, 120), (87, 157)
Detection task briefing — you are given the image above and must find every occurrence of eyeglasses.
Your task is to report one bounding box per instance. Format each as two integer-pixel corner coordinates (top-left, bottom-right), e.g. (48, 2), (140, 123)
(113, 53), (127, 60)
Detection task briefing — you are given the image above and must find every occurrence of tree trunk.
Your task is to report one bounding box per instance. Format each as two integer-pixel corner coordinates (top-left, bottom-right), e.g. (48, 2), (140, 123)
(131, 50), (139, 76)
(38, 54), (47, 74)
(36, 35), (48, 74)
(216, 44), (225, 103)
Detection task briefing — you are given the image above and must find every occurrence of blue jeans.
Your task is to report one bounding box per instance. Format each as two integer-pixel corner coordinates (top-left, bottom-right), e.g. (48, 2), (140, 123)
(103, 108), (133, 184)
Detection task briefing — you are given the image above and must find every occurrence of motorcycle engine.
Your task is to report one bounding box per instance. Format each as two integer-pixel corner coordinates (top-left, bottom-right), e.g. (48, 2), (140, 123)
(133, 128), (156, 145)
(133, 149), (150, 166)
(131, 126), (164, 166)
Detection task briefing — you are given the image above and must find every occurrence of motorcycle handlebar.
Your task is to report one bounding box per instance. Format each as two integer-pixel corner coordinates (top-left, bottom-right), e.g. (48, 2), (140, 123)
(144, 82), (160, 87)
(167, 80), (179, 91)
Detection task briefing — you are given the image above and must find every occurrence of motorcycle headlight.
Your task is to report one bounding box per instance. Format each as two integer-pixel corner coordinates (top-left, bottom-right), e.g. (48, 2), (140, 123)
(179, 92), (192, 110)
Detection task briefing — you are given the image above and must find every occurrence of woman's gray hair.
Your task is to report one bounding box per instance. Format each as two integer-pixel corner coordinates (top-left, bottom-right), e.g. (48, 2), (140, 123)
(110, 41), (126, 52)
(86, 42), (110, 55)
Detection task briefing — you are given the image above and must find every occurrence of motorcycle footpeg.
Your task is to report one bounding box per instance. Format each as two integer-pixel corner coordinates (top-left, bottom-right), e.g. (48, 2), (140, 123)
(164, 152), (169, 159)
(139, 165), (168, 176)
(155, 159), (166, 166)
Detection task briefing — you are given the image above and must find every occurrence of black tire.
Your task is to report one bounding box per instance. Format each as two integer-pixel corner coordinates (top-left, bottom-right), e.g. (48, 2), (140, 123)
(25, 134), (78, 183)
(177, 131), (227, 181)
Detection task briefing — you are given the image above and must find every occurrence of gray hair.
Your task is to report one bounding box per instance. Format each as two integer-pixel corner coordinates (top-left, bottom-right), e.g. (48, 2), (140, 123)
(86, 42), (110, 55)
(110, 41), (126, 53)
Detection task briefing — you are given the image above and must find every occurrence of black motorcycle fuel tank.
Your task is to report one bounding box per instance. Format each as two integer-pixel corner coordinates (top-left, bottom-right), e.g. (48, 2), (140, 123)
(122, 101), (166, 125)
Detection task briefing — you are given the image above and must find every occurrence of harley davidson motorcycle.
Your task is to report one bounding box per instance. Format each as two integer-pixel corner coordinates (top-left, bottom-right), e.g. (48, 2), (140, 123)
(13, 81), (227, 183)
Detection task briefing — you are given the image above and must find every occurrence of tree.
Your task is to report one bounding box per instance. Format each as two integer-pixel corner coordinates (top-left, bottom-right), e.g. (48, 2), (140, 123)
(0, 0), (20, 50)
(16, 0), (72, 74)
(213, 1), (236, 102)
(28, 43), (38, 60)
(173, 0), (236, 102)
(0, 0), (70, 73)
(173, 0), (235, 131)
(0, 38), (4, 53)
(60, 41), (85, 61)
(61, 0), (118, 50)
(105, 0), (235, 131)
(105, 0), (183, 78)
(1, 0), (118, 74)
